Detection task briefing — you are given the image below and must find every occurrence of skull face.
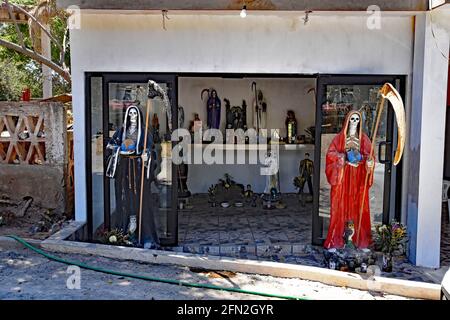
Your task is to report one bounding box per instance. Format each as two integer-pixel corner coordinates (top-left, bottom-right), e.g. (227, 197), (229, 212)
(129, 108), (138, 124)
(349, 113), (360, 126)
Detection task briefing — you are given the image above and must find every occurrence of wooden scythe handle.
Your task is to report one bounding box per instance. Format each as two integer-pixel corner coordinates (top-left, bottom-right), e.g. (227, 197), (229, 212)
(138, 98), (152, 244)
(356, 95), (385, 245)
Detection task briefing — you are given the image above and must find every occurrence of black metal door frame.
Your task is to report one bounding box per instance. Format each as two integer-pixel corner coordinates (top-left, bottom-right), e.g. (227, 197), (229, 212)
(86, 72), (405, 247)
(312, 74), (406, 246)
(85, 72), (178, 244)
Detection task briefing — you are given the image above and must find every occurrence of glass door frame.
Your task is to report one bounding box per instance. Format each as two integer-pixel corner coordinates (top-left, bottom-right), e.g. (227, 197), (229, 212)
(312, 74), (406, 246)
(85, 72), (178, 244)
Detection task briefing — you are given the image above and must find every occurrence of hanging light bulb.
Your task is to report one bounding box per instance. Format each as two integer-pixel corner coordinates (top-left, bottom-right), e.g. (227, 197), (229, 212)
(240, 5), (247, 18)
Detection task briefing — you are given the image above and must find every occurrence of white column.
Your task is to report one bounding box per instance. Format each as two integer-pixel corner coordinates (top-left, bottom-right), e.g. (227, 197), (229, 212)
(41, 24), (52, 98)
(407, 11), (449, 268)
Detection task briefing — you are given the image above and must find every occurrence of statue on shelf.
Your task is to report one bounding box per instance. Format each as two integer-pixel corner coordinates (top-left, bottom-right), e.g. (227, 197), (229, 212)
(225, 99), (247, 131)
(105, 105), (158, 248)
(251, 82), (267, 135)
(324, 111), (374, 250)
(178, 106), (185, 128)
(189, 113), (202, 136)
(293, 152), (314, 206)
(285, 110), (297, 144)
(202, 88), (221, 129)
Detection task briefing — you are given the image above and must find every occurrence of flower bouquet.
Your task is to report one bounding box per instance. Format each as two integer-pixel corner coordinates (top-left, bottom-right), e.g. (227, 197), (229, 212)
(374, 220), (408, 272)
(99, 228), (134, 246)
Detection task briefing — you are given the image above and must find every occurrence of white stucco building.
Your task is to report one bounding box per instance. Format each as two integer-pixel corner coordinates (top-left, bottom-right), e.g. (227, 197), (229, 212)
(59, 0), (450, 268)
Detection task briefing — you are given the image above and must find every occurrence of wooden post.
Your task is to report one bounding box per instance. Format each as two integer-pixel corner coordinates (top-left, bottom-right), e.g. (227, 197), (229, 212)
(138, 98), (152, 244)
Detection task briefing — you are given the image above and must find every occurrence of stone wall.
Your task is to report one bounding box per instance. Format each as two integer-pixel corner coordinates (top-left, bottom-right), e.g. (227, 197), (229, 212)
(0, 102), (72, 214)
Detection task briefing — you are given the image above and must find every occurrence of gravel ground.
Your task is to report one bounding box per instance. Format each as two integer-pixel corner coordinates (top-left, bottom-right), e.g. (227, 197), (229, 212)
(0, 245), (412, 300)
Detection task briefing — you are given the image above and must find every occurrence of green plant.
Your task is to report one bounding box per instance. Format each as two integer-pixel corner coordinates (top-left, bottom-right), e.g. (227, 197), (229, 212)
(219, 173), (234, 189)
(374, 220), (408, 255)
(99, 228), (133, 246)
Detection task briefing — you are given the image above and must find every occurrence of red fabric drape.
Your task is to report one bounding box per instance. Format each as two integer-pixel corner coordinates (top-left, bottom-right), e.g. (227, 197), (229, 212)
(323, 111), (374, 249)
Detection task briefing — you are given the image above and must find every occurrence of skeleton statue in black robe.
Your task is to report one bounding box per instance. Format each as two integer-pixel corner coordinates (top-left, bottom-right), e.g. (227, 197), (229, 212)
(106, 105), (158, 247)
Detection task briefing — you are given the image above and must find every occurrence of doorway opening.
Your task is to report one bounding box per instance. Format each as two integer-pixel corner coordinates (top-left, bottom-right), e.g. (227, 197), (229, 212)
(175, 76), (316, 256)
(85, 72), (404, 262)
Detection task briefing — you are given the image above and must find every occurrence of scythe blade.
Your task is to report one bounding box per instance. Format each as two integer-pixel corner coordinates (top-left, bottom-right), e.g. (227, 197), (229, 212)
(379, 83), (406, 166)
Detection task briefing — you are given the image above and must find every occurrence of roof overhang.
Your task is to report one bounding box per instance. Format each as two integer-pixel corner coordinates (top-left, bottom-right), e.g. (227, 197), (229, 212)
(56, 0), (437, 12)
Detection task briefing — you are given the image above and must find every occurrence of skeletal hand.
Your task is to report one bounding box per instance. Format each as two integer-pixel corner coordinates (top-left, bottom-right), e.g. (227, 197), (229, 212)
(366, 157), (374, 170)
(142, 152), (149, 163)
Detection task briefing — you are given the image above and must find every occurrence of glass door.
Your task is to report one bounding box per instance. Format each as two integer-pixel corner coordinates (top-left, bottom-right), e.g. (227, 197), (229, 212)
(312, 75), (404, 245)
(87, 73), (178, 246)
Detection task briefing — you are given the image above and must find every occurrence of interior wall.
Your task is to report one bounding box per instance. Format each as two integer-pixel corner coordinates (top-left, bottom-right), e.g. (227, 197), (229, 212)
(178, 77), (316, 194)
(71, 12), (414, 222)
(178, 77), (316, 135)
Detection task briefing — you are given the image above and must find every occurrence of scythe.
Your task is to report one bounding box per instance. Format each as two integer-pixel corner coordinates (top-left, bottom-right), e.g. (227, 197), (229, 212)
(356, 83), (406, 245)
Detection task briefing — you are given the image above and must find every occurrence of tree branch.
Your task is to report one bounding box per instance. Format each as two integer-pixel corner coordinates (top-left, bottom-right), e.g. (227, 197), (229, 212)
(0, 37), (71, 83)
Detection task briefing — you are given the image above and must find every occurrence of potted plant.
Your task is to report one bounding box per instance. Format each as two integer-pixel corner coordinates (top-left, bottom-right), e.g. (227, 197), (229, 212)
(374, 220), (408, 272)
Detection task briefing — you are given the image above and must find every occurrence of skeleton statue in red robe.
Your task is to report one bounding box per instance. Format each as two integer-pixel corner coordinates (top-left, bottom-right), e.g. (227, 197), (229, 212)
(324, 110), (375, 249)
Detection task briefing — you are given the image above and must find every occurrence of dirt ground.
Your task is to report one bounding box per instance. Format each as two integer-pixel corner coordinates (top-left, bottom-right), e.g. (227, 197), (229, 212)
(0, 243), (413, 300)
(0, 200), (68, 240)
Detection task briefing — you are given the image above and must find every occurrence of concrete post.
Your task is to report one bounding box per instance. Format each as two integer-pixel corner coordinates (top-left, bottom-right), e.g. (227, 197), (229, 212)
(407, 11), (449, 268)
(41, 24), (52, 98)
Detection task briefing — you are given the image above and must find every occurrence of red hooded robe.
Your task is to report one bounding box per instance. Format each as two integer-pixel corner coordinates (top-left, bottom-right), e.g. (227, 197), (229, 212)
(323, 110), (374, 249)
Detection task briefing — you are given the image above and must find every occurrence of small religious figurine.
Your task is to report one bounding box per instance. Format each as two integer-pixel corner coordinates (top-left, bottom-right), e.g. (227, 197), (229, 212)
(105, 105), (159, 248)
(285, 110), (297, 144)
(243, 184), (253, 203)
(324, 111), (374, 249)
(294, 152), (314, 205)
(263, 150), (279, 195)
(202, 88), (221, 129)
(189, 113), (202, 136)
(262, 151), (286, 209)
(226, 99), (247, 131)
(343, 220), (356, 249)
(251, 82), (267, 135)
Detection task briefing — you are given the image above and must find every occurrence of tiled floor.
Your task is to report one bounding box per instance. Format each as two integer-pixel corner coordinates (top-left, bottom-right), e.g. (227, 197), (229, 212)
(177, 195), (450, 267)
(170, 194), (450, 284)
(177, 193), (312, 256)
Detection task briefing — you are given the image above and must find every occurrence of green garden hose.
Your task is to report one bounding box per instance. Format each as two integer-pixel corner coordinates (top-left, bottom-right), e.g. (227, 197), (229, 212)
(6, 235), (308, 300)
